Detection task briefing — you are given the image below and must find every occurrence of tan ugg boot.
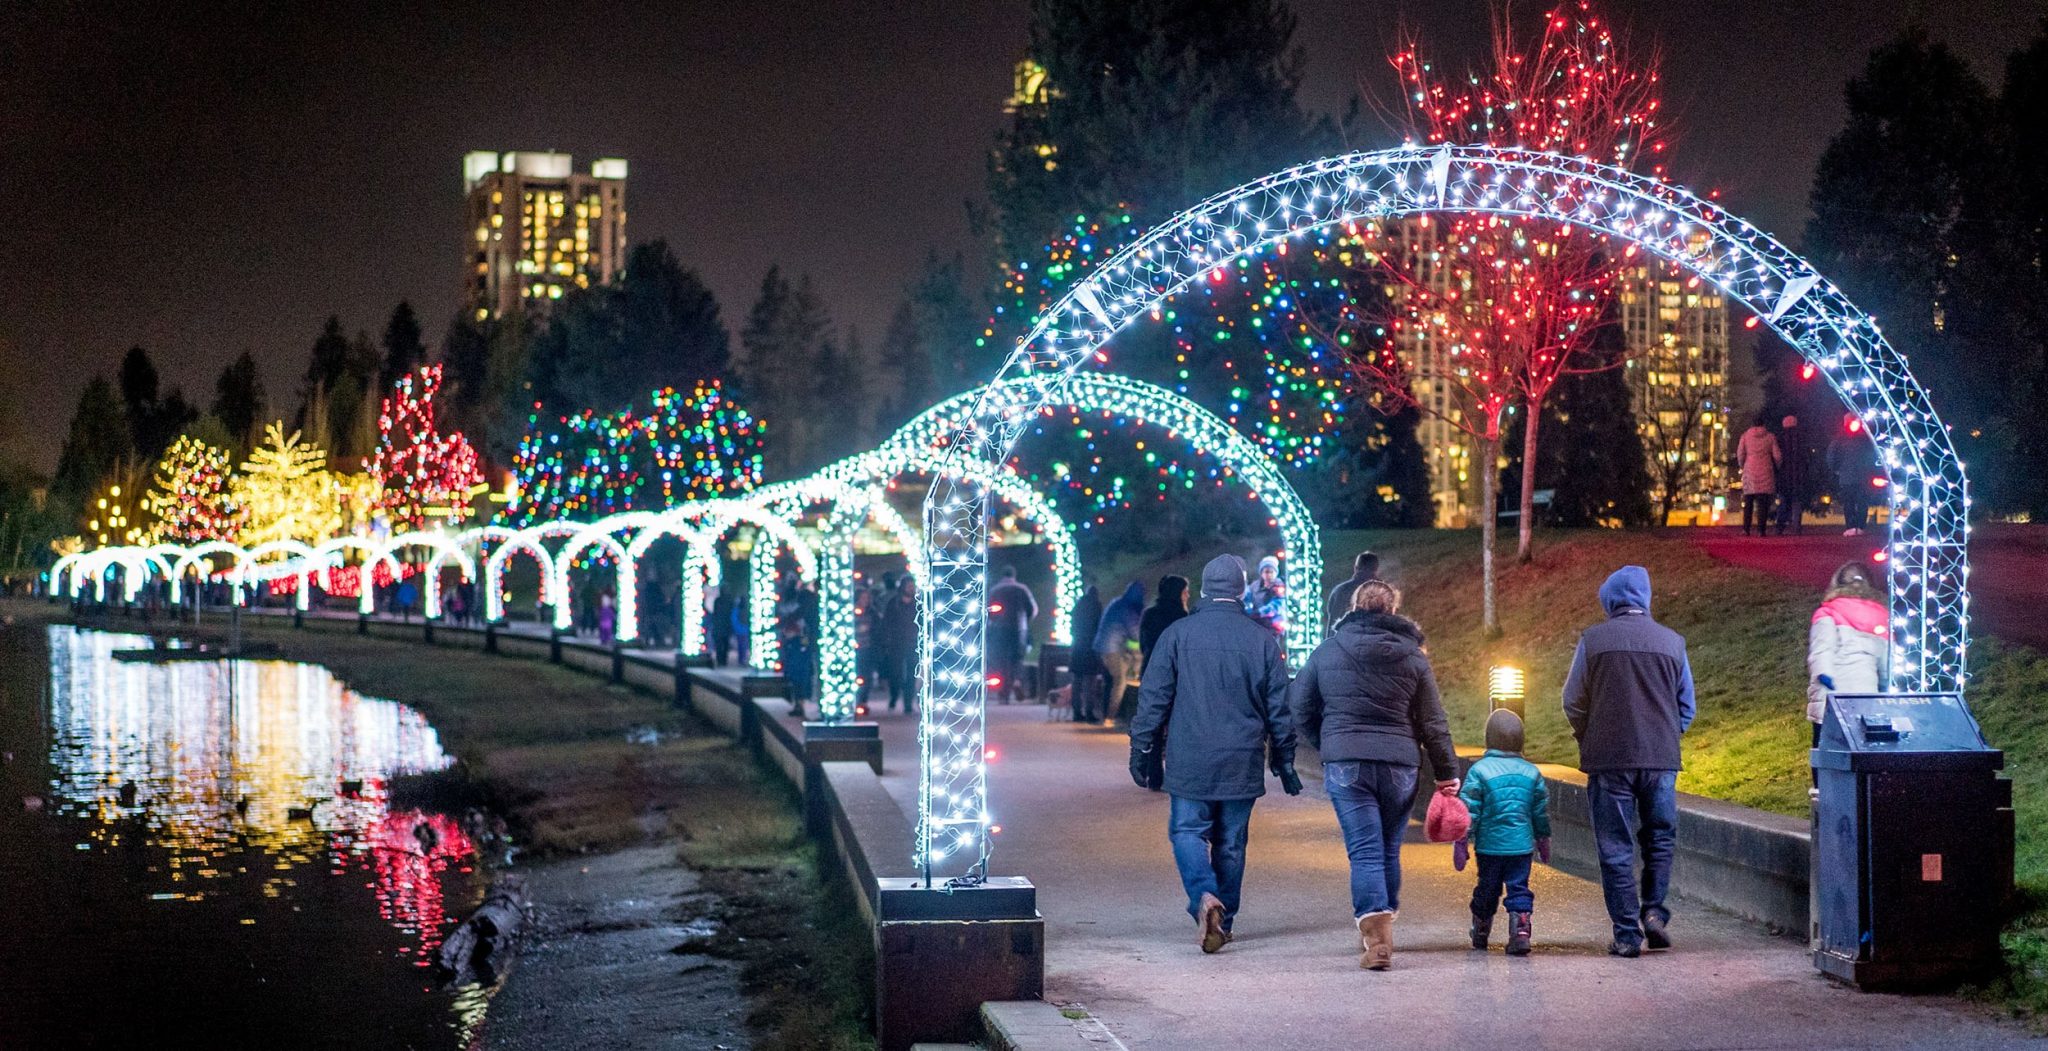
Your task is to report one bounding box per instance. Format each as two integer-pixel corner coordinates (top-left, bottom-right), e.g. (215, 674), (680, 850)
(1199, 893), (1228, 954)
(1358, 911), (1395, 970)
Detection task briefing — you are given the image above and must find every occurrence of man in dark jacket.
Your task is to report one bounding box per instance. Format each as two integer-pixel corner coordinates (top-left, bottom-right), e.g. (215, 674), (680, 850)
(1068, 585), (1105, 721)
(1827, 413), (1880, 536)
(1562, 565), (1696, 958)
(1324, 550), (1380, 632)
(1130, 555), (1298, 954)
(1138, 575), (1189, 676)
(1094, 580), (1146, 726)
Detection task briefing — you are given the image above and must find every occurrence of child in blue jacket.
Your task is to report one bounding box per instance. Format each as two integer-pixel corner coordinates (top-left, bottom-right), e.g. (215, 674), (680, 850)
(1455, 709), (1552, 955)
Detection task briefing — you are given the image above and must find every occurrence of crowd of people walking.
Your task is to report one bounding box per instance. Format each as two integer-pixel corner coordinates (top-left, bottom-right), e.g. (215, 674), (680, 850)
(1734, 411), (1882, 537)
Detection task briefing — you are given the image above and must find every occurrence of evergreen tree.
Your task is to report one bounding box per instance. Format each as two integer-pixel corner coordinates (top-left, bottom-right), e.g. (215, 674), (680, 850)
(1308, 387), (1432, 529)
(117, 347), (159, 447)
(738, 266), (834, 476)
(211, 351), (267, 450)
(141, 434), (241, 543)
(379, 301), (428, 392)
(875, 300), (934, 437)
(619, 240), (731, 388)
(1806, 29), (2006, 498)
(52, 376), (133, 517)
(876, 254), (984, 432)
(301, 315), (352, 410)
(236, 422), (344, 546)
(984, 0), (1321, 263)
(1502, 364), (1653, 529)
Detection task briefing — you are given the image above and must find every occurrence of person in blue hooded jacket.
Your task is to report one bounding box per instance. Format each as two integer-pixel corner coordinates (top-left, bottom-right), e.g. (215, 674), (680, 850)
(1093, 580), (1146, 727)
(1562, 565), (1695, 958)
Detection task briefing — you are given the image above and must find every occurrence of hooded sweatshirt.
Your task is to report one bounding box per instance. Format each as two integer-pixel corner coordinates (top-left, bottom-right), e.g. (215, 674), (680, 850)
(1093, 581), (1146, 655)
(1561, 566), (1696, 772)
(1806, 594), (1889, 721)
(1289, 609), (1455, 773)
(1130, 554), (1294, 800)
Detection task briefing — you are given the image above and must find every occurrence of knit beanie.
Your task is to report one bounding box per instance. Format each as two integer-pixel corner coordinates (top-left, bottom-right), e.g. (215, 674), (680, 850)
(1200, 554), (1248, 601)
(1484, 708), (1526, 754)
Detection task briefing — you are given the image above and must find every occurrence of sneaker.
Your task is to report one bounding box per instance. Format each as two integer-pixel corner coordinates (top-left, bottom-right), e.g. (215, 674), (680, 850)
(1608, 938), (1643, 958)
(1643, 914), (1672, 951)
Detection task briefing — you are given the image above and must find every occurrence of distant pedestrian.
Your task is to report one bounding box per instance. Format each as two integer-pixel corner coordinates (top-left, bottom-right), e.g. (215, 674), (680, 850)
(878, 577), (919, 713)
(1456, 709), (1551, 956)
(395, 578), (418, 623)
(1827, 413), (1880, 536)
(1806, 561), (1889, 745)
(1068, 585), (1105, 722)
(710, 583), (736, 666)
(1736, 412), (1781, 536)
(596, 590), (616, 647)
(1325, 551), (1380, 634)
(987, 566), (1039, 702)
(1774, 415), (1808, 536)
(1138, 575), (1189, 676)
(1291, 579), (1456, 971)
(1562, 565), (1695, 958)
(1130, 554), (1297, 955)
(1244, 556), (1285, 638)
(1093, 581), (1146, 727)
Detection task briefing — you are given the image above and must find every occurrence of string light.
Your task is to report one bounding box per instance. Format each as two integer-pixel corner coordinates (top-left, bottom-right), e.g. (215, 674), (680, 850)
(142, 436), (242, 544)
(509, 380), (765, 525)
(368, 365), (486, 533)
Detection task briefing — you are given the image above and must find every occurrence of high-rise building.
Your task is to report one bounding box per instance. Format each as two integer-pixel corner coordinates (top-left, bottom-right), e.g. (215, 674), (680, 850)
(463, 151), (628, 320)
(1617, 232), (1732, 523)
(1373, 217), (1477, 527)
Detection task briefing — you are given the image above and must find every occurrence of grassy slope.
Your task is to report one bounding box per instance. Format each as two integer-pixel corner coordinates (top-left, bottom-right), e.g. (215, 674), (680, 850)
(1104, 528), (2048, 1013)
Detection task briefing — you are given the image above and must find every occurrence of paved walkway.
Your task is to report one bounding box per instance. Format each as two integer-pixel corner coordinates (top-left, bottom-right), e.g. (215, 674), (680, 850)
(254, 609), (2043, 1049)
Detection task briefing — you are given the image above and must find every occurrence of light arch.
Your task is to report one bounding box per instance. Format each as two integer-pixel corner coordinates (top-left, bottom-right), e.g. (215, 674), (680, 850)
(916, 144), (1971, 873)
(311, 536), (403, 616)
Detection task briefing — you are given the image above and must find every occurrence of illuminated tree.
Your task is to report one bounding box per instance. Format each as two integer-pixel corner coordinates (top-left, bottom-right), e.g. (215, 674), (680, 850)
(142, 435), (241, 544)
(236, 422), (343, 546)
(368, 365), (485, 532)
(1335, 1), (1666, 628)
(509, 379), (766, 525)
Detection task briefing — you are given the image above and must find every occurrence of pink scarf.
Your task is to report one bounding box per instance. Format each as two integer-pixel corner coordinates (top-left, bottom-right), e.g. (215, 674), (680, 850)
(1814, 596), (1887, 638)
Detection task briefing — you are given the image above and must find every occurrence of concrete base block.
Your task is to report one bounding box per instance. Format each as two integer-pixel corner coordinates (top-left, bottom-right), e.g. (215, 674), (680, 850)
(876, 881), (1043, 1051)
(741, 674), (787, 699)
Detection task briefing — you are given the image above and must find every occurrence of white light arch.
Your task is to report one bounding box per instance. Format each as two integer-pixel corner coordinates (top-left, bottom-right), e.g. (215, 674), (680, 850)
(240, 539), (330, 610)
(652, 497), (819, 672)
(172, 541), (252, 606)
(384, 533), (477, 620)
(481, 528), (561, 624)
(891, 372), (1321, 661)
(916, 144), (1972, 875)
(312, 536), (404, 616)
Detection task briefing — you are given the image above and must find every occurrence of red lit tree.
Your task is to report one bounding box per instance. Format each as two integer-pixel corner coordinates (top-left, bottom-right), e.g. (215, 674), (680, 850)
(367, 365), (484, 532)
(1341, 1), (1666, 630)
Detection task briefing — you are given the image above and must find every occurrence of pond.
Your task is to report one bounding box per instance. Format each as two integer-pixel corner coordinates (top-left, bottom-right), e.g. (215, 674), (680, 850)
(0, 623), (490, 1048)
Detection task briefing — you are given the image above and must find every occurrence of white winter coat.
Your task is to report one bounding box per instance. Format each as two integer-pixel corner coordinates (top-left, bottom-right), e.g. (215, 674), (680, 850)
(1737, 426), (1782, 495)
(1806, 596), (1890, 722)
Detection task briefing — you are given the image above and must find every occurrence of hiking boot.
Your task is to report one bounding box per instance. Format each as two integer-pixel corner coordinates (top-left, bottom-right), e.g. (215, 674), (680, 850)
(1506, 912), (1533, 956)
(1643, 914), (1672, 951)
(1198, 894), (1228, 954)
(1608, 937), (1643, 959)
(1359, 911), (1395, 971)
(1469, 910), (1493, 950)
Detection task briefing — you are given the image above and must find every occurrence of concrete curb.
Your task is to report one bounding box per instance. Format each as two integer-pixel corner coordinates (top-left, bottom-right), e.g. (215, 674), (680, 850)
(982, 1001), (1128, 1051)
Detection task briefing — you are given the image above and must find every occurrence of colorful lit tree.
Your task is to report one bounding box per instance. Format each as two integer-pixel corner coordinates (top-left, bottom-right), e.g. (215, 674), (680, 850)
(142, 435), (241, 544)
(509, 379), (766, 525)
(367, 365), (485, 532)
(1332, 1), (1666, 629)
(236, 422), (344, 546)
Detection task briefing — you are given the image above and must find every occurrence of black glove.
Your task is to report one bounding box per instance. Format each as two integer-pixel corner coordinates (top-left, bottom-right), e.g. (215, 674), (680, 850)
(1275, 759), (1303, 796)
(1130, 748), (1162, 790)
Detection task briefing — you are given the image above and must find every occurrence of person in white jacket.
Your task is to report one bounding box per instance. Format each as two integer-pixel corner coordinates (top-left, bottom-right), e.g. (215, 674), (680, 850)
(1736, 412), (1782, 537)
(1806, 561), (1890, 749)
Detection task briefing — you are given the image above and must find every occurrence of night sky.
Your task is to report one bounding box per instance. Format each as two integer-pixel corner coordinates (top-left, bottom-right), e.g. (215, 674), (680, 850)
(2, 0), (2039, 468)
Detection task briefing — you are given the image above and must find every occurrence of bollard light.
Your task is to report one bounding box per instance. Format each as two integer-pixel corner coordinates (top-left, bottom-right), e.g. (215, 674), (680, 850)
(1489, 664), (1526, 720)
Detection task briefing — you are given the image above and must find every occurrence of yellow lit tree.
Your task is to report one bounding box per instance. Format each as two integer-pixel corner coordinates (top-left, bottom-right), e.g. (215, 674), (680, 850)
(143, 435), (242, 544)
(235, 423), (343, 546)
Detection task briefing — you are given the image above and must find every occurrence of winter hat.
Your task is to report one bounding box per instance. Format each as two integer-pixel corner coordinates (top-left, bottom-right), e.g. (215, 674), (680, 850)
(1484, 708), (1526, 754)
(1425, 787), (1471, 843)
(1256, 555), (1280, 576)
(1200, 554), (1248, 601)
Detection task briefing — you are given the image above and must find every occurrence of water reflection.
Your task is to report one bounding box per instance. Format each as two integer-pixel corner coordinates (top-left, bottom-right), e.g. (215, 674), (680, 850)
(44, 625), (477, 962)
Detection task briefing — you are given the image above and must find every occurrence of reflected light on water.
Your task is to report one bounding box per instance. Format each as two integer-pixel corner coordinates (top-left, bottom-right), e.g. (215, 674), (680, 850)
(44, 625), (476, 960)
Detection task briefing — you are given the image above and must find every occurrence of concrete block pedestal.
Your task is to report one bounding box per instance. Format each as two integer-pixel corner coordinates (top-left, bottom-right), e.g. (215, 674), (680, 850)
(876, 877), (1043, 1051)
(801, 722), (883, 838)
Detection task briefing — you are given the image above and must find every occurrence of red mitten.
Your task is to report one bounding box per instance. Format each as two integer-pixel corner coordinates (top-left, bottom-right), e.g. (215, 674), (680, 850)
(1425, 789), (1471, 843)
(1536, 837), (1552, 864)
(1453, 838), (1470, 872)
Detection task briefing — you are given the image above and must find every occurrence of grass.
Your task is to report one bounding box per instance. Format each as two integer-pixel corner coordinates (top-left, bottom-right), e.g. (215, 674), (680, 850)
(1107, 526), (2048, 1018)
(13, 603), (874, 1050)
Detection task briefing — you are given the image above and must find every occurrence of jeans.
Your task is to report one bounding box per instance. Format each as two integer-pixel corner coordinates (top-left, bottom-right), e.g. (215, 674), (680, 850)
(1472, 852), (1535, 917)
(1168, 796), (1254, 930)
(1323, 760), (1418, 918)
(1774, 493), (1803, 534)
(1742, 493), (1774, 534)
(1586, 769), (1678, 942)
(1839, 485), (1869, 531)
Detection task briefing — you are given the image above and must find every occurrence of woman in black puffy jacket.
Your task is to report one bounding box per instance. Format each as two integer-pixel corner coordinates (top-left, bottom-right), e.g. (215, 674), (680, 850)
(1290, 580), (1457, 971)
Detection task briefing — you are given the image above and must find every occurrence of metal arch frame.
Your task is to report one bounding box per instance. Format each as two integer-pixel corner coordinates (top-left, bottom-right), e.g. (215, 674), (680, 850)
(654, 497), (820, 672)
(383, 533), (478, 620)
(917, 144), (1972, 875)
(311, 536), (404, 616)
(171, 541), (253, 606)
(481, 527), (561, 623)
(240, 539), (330, 610)
(891, 372), (1322, 664)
